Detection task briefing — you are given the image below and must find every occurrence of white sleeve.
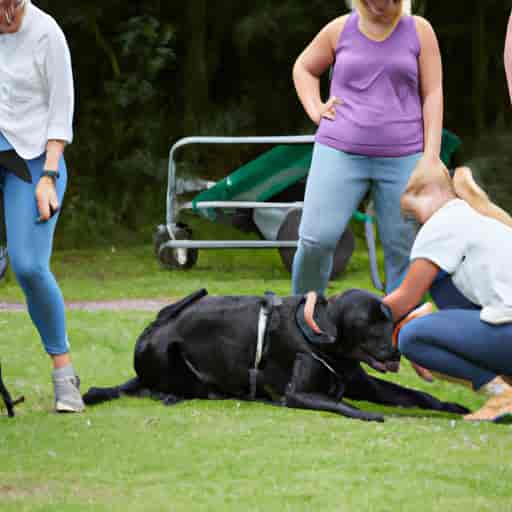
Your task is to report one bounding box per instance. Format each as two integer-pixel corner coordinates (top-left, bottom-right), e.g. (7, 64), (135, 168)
(410, 209), (467, 273)
(41, 22), (74, 144)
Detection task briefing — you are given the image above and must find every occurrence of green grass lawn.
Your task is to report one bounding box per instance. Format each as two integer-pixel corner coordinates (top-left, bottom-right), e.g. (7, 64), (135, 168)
(1, 312), (511, 511)
(1, 218), (512, 511)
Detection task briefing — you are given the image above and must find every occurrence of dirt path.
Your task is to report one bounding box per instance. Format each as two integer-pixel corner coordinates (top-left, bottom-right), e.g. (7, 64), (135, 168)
(0, 299), (174, 313)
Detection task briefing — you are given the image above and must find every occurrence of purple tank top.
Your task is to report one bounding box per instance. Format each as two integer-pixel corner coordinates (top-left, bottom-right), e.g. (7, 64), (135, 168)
(315, 12), (424, 157)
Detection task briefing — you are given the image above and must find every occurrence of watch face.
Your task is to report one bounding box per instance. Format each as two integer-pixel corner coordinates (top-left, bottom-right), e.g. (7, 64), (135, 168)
(43, 171), (59, 180)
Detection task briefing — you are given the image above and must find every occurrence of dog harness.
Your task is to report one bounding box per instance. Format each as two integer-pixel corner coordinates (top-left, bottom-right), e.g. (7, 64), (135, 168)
(248, 292), (282, 399)
(249, 293), (343, 399)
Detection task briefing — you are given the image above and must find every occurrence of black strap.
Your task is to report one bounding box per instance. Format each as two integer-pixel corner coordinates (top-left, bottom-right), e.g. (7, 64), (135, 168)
(248, 369), (259, 400)
(248, 291), (281, 400)
(0, 151), (31, 183)
(393, 302), (423, 327)
(263, 290), (283, 309)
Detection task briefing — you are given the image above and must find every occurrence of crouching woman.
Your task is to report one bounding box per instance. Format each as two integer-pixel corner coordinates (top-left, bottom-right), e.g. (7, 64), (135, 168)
(0, 0), (84, 412)
(382, 163), (512, 422)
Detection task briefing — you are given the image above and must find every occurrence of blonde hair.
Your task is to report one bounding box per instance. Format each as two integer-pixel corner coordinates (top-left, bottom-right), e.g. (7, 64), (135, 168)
(403, 162), (453, 199)
(349, 0), (409, 17)
(452, 167), (512, 229)
(401, 163), (512, 229)
(400, 161), (454, 218)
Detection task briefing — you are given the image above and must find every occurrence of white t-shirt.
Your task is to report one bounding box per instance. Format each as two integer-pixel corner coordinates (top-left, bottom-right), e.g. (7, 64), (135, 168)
(0, 2), (74, 159)
(410, 199), (512, 323)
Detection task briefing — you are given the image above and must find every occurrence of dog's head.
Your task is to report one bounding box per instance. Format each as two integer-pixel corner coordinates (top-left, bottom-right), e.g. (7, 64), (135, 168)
(326, 289), (400, 373)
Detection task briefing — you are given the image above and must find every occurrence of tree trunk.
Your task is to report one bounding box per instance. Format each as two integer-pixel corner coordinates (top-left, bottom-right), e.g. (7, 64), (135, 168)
(182, 0), (209, 134)
(472, 1), (486, 135)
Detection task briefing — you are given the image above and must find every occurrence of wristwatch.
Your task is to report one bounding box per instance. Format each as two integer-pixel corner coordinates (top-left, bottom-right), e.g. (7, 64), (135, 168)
(41, 170), (60, 181)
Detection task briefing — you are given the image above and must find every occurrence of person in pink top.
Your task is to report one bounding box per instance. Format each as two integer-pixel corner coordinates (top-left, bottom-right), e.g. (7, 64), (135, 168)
(506, 10), (512, 103)
(292, 0), (445, 295)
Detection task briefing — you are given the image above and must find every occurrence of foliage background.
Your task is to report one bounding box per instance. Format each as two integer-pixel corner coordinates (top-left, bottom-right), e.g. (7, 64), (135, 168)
(34, 0), (512, 246)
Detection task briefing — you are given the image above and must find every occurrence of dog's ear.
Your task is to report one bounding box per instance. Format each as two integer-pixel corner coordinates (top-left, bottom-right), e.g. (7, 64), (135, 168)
(362, 295), (393, 325)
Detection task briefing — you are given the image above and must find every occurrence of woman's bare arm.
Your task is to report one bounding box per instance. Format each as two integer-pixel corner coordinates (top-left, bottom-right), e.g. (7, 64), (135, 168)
(44, 140), (65, 172)
(415, 16), (443, 160)
(383, 258), (440, 321)
(292, 17), (347, 125)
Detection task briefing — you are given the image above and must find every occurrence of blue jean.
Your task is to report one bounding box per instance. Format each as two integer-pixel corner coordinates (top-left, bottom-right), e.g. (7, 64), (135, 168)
(291, 143), (422, 295)
(0, 132), (69, 355)
(399, 273), (510, 390)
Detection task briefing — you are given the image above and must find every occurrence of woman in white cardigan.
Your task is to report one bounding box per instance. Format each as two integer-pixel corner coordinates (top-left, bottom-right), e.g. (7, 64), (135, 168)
(0, 0), (84, 412)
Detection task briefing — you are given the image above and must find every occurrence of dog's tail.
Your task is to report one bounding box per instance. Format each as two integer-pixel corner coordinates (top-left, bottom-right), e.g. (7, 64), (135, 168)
(83, 377), (144, 405)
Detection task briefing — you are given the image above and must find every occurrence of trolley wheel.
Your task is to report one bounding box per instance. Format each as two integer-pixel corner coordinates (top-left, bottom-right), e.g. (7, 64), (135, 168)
(277, 209), (355, 279)
(154, 224), (198, 270)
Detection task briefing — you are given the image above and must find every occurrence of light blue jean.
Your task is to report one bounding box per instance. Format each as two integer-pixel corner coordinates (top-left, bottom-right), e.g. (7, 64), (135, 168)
(399, 273), (509, 390)
(0, 132), (69, 355)
(292, 143), (422, 295)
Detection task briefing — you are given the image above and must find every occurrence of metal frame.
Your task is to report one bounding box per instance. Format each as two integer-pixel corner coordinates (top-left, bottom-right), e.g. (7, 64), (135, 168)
(160, 135), (384, 290)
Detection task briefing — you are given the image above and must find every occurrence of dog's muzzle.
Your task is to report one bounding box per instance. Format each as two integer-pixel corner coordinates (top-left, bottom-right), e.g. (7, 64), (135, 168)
(348, 347), (400, 373)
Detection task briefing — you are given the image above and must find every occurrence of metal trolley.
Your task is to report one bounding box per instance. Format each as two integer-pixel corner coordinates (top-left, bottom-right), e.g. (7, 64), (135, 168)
(154, 135), (384, 290)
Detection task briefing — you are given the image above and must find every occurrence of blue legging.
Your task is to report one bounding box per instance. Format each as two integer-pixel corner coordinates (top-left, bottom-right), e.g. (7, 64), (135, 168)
(399, 272), (511, 390)
(292, 143), (422, 295)
(0, 133), (68, 355)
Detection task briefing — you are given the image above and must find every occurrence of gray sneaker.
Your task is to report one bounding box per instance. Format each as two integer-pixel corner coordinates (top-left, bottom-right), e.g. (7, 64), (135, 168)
(52, 372), (85, 413)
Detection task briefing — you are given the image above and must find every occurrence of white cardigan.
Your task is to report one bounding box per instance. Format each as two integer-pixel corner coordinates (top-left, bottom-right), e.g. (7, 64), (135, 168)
(0, 2), (74, 159)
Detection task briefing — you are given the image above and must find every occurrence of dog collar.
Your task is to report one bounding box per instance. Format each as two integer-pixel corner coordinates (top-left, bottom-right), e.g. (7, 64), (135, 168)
(295, 295), (336, 345)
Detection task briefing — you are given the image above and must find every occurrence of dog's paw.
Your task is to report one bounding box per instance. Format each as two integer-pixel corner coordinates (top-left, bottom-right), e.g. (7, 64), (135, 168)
(162, 394), (181, 406)
(362, 412), (385, 423)
(443, 402), (470, 415)
(82, 387), (120, 405)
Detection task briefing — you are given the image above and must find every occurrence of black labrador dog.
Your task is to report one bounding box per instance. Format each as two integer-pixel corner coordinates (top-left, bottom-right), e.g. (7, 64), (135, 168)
(0, 362), (24, 417)
(84, 288), (468, 422)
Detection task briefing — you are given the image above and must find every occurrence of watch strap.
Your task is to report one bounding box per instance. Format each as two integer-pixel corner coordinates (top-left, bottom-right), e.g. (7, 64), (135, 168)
(41, 170), (60, 180)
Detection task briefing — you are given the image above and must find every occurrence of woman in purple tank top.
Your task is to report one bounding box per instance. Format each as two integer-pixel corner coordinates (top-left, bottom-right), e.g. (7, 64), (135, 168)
(291, 0), (444, 295)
